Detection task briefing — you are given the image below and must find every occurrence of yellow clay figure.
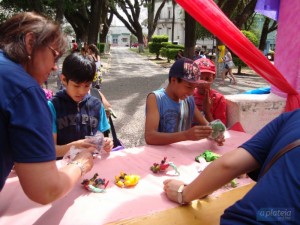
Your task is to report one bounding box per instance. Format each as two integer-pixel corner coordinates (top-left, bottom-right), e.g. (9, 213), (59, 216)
(116, 180), (124, 188)
(115, 172), (140, 188)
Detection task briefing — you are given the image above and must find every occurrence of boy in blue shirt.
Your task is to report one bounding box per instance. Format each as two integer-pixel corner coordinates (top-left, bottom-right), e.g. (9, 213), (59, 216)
(145, 58), (220, 145)
(48, 53), (113, 158)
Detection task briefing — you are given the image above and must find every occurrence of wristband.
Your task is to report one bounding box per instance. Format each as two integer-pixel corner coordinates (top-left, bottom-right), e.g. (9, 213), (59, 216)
(68, 161), (85, 177)
(177, 184), (187, 205)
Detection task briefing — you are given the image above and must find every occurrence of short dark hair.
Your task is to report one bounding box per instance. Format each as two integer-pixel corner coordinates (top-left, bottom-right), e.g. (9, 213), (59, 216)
(62, 53), (96, 83)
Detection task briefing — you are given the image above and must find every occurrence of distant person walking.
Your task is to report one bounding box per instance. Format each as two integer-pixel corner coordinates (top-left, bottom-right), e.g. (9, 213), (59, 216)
(88, 44), (102, 89)
(220, 47), (236, 85)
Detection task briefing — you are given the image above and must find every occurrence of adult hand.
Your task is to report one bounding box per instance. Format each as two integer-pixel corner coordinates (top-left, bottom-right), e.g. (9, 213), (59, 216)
(163, 179), (185, 203)
(103, 137), (113, 153)
(185, 125), (212, 141)
(72, 149), (94, 175)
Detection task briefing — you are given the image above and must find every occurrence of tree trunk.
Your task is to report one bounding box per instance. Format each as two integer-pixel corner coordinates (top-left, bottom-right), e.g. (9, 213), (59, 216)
(234, 0), (257, 29)
(100, 13), (113, 43)
(64, 2), (90, 43)
(136, 27), (144, 53)
(88, 0), (101, 45)
(184, 11), (196, 59)
(237, 66), (242, 74)
(100, 0), (113, 43)
(147, 0), (167, 42)
(259, 17), (270, 51)
(171, 0), (176, 43)
(55, 0), (65, 24)
(147, 1), (155, 42)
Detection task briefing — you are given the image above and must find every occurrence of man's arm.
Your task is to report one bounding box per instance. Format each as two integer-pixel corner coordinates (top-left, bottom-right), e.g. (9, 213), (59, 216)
(145, 94), (212, 145)
(164, 147), (259, 203)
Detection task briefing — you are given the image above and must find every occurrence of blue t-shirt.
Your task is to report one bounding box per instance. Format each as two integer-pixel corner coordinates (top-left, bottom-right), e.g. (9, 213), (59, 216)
(48, 89), (110, 145)
(48, 100), (109, 133)
(0, 51), (56, 190)
(152, 88), (195, 133)
(221, 109), (300, 224)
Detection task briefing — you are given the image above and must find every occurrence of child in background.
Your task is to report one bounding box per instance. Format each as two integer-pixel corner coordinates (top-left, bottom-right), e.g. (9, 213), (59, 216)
(48, 53), (113, 158)
(193, 58), (227, 125)
(87, 44), (102, 89)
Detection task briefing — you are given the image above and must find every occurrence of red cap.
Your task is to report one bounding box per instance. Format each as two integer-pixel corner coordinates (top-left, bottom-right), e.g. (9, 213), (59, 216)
(194, 58), (216, 74)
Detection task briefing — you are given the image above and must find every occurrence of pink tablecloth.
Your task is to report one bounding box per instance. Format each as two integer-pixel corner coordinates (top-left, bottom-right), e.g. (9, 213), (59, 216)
(0, 131), (253, 225)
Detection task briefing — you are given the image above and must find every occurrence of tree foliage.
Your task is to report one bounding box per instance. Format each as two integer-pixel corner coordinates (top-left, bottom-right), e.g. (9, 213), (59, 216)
(145, 0), (167, 42)
(233, 30), (259, 73)
(148, 34), (168, 59)
(0, 0), (112, 47)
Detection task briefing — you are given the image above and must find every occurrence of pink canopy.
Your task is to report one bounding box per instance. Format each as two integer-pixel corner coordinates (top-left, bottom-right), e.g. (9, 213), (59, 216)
(176, 0), (300, 111)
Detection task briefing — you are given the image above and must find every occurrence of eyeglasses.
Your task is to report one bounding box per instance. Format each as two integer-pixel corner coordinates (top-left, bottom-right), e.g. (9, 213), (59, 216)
(48, 46), (60, 62)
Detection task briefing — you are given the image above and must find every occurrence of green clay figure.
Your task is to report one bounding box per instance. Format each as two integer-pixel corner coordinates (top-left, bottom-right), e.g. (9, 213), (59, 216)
(195, 150), (221, 162)
(230, 179), (238, 188)
(209, 119), (226, 140)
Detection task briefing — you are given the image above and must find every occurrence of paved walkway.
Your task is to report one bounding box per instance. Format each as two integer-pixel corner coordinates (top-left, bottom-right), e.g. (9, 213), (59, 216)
(47, 47), (270, 148)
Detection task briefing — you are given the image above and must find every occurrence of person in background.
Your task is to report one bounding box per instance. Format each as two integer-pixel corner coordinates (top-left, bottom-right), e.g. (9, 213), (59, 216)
(0, 12), (94, 204)
(87, 44), (102, 89)
(80, 46), (87, 56)
(175, 50), (184, 61)
(145, 58), (224, 146)
(193, 50), (201, 60)
(71, 39), (78, 53)
(48, 53), (113, 159)
(163, 108), (300, 223)
(83, 42), (88, 52)
(221, 47), (236, 85)
(199, 50), (206, 58)
(193, 58), (226, 125)
(87, 44), (101, 69)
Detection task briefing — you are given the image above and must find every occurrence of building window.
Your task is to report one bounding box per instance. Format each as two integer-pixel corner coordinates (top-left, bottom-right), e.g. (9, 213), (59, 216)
(158, 28), (162, 35)
(167, 28), (171, 37)
(168, 7), (172, 19)
(122, 38), (128, 42)
(113, 38), (118, 44)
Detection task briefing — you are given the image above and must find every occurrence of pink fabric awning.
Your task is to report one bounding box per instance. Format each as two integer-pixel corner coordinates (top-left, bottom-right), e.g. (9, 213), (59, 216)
(176, 0), (300, 111)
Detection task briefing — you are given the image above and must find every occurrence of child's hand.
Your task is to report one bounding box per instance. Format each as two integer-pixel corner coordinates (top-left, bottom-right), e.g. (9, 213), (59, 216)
(215, 133), (225, 146)
(72, 139), (97, 150)
(185, 126), (212, 141)
(103, 137), (113, 153)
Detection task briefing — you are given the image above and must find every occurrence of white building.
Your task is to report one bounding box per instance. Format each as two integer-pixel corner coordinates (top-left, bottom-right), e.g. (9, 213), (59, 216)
(155, 2), (185, 45)
(153, 1), (215, 51)
(108, 26), (131, 47)
(154, 2), (276, 53)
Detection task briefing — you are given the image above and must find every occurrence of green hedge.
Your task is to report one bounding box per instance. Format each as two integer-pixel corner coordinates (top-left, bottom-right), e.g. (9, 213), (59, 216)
(97, 43), (105, 53)
(233, 30), (258, 67)
(152, 35), (168, 43)
(149, 35), (169, 59)
(160, 44), (184, 62)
